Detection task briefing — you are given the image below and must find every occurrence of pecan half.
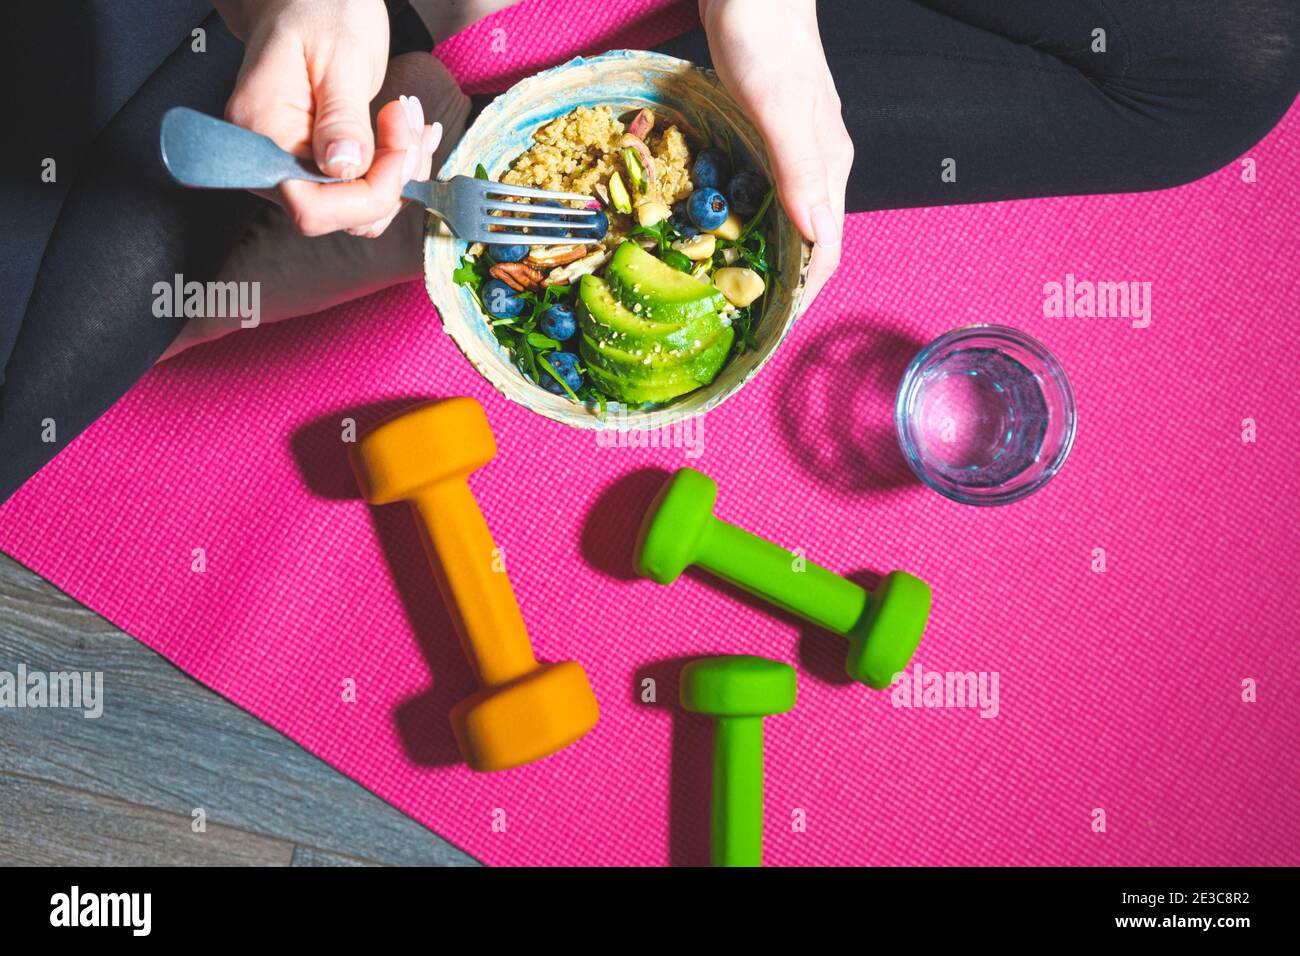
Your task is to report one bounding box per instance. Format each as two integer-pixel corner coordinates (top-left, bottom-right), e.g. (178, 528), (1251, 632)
(525, 244), (589, 269)
(489, 261), (544, 292)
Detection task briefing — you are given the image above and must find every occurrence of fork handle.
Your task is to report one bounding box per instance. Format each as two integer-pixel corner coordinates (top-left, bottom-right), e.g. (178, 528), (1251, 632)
(160, 107), (341, 189)
(161, 107), (435, 209)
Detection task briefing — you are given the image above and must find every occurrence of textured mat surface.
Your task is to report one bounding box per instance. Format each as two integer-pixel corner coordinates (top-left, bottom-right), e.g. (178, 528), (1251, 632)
(2, 0), (1298, 865)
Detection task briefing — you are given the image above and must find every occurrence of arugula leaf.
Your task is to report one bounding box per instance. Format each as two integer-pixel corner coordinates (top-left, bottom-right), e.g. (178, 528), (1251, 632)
(577, 384), (608, 419)
(726, 304), (760, 354)
(452, 255), (485, 289)
(627, 217), (683, 255)
(514, 333), (539, 383)
(662, 250), (693, 273)
(740, 185), (776, 240)
(527, 332), (562, 350)
(474, 163), (489, 180)
(454, 253), (495, 313)
(537, 353), (580, 401)
(727, 229), (769, 275)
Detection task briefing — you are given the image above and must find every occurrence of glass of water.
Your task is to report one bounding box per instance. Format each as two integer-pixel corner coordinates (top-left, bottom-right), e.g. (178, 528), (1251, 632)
(894, 325), (1076, 506)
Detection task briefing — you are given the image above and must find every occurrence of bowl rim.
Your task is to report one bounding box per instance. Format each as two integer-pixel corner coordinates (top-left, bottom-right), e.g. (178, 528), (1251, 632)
(423, 48), (812, 431)
(893, 323), (1078, 506)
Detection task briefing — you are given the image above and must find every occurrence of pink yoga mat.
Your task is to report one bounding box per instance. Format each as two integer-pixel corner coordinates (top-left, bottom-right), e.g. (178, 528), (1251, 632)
(3, 0), (1298, 866)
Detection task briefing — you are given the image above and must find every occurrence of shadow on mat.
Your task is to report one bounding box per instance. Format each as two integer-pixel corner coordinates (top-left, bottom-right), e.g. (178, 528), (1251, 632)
(775, 319), (925, 495)
(634, 655), (717, 868)
(580, 465), (672, 581)
(291, 397), (477, 769)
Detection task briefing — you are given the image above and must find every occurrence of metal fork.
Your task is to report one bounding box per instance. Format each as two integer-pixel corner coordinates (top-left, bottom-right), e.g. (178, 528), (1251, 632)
(159, 107), (599, 244)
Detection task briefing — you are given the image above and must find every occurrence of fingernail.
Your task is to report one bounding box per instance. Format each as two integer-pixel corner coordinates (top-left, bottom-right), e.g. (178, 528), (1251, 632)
(325, 139), (362, 175)
(810, 204), (840, 248)
(400, 94), (424, 139)
(402, 144), (417, 182)
(424, 121), (443, 158)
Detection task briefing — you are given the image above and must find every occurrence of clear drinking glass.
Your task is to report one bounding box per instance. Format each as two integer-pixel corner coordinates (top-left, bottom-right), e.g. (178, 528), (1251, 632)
(894, 325), (1076, 506)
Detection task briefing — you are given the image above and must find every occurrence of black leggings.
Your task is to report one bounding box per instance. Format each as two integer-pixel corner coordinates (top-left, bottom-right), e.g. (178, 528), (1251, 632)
(0, 0), (432, 504)
(659, 0), (1300, 211)
(2, 0), (1298, 502)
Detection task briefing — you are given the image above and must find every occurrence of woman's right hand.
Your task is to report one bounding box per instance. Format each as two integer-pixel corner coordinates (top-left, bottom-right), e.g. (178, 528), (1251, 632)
(699, 0), (853, 307)
(213, 0), (439, 237)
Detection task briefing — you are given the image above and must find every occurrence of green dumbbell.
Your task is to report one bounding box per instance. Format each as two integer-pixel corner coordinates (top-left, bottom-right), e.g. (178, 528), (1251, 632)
(637, 468), (932, 689)
(681, 655), (796, 867)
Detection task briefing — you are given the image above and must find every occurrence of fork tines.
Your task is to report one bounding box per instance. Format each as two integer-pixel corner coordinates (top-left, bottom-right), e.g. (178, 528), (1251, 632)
(476, 181), (603, 245)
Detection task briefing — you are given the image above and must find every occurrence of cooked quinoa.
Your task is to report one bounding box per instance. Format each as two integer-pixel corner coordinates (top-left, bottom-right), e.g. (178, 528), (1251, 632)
(456, 101), (776, 410)
(501, 105), (695, 246)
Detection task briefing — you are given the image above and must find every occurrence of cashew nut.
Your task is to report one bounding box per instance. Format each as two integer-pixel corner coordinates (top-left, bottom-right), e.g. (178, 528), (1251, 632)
(671, 234), (717, 261)
(714, 267), (765, 307)
(707, 212), (742, 241)
(636, 200), (672, 227)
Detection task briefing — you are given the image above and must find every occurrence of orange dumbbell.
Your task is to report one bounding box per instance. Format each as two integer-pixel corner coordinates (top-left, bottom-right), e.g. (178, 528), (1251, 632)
(351, 397), (599, 772)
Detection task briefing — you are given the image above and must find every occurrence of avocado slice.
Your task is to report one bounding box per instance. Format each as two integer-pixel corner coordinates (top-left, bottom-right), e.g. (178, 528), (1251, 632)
(605, 241), (726, 324)
(579, 327), (734, 384)
(578, 274), (719, 352)
(585, 350), (732, 404)
(577, 243), (738, 404)
(581, 326), (735, 403)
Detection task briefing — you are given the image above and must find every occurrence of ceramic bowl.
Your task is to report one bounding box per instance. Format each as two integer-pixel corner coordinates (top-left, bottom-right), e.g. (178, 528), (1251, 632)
(424, 49), (812, 431)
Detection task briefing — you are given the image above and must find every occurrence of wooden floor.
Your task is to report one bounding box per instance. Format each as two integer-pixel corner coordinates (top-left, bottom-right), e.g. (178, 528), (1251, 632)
(0, 0), (527, 869)
(0, 554), (476, 866)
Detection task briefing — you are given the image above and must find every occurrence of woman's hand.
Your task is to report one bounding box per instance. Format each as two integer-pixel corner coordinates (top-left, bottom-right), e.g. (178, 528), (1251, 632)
(699, 0), (851, 306)
(213, 0), (440, 237)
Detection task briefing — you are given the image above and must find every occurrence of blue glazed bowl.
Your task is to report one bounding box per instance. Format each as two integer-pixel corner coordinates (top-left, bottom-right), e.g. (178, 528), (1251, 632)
(424, 50), (812, 431)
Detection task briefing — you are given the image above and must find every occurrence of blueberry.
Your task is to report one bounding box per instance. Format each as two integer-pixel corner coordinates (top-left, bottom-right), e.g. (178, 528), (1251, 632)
(532, 200), (607, 241)
(531, 199), (575, 236)
(688, 187), (729, 231)
(533, 197), (574, 227)
(670, 201), (699, 238)
(488, 243), (528, 262)
(542, 351), (583, 395)
(727, 169), (767, 218)
(691, 148), (731, 191)
(540, 303), (577, 341)
(482, 278), (526, 319)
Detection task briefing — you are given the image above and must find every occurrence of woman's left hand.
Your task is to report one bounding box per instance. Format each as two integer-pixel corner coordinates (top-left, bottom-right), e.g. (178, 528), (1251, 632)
(699, 0), (852, 306)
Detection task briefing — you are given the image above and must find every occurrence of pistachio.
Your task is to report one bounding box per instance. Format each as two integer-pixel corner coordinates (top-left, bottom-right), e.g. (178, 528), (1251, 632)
(707, 212), (742, 241)
(609, 171), (633, 213)
(671, 234), (716, 261)
(620, 134), (657, 187)
(622, 146), (646, 191)
(714, 267), (765, 307)
(636, 200), (672, 227)
(627, 108), (655, 140)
